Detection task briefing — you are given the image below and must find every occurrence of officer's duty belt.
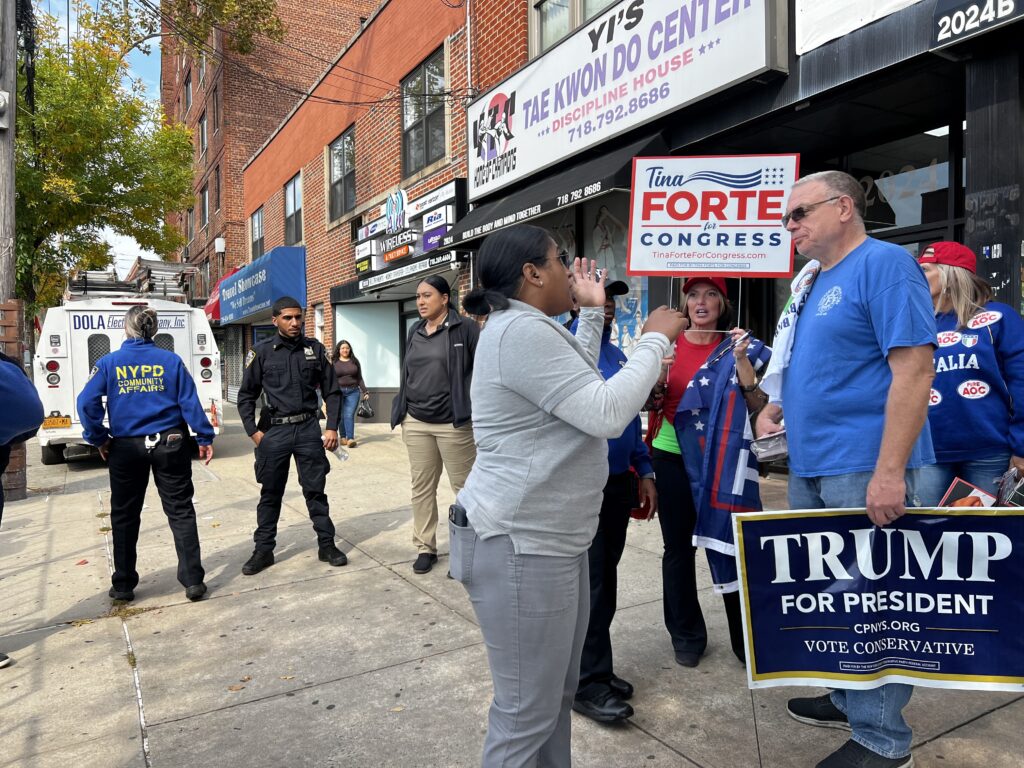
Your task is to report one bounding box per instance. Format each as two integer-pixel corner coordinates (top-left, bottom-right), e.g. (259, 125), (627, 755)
(269, 412), (315, 426)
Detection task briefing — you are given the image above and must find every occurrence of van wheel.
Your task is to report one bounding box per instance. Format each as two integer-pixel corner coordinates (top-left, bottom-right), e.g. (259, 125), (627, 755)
(40, 443), (67, 465)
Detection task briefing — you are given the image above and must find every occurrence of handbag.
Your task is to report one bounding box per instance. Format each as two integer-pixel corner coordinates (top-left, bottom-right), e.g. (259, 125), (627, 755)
(356, 400), (374, 419)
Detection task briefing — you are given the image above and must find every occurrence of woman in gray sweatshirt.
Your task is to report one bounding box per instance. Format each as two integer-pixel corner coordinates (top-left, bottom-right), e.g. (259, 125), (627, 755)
(452, 225), (687, 767)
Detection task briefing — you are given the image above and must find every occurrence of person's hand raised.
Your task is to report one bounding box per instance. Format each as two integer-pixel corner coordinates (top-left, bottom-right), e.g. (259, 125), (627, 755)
(642, 306), (689, 342)
(570, 257), (606, 308)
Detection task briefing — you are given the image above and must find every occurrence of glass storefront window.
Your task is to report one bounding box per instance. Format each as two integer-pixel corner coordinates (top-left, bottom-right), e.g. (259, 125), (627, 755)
(848, 127), (952, 231)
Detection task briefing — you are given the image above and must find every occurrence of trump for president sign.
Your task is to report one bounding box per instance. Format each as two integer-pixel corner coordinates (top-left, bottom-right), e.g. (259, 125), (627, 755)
(734, 508), (1024, 692)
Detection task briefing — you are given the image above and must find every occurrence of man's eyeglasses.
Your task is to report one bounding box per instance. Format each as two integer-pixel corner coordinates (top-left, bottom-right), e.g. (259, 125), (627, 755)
(780, 196), (841, 227)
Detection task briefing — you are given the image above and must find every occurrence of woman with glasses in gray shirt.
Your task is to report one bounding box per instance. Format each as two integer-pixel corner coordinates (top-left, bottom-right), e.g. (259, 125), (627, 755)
(452, 225), (687, 767)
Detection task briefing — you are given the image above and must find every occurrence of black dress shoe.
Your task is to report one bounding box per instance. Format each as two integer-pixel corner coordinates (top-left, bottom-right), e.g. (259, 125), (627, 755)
(242, 550), (275, 576)
(674, 650), (702, 668)
(185, 583), (208, 601)
(413, 553), (437, 574)
(108, 586), (135, 602)
(318, 544), (348, 567)
(609, 675), (634, 700)
(572, 689), (635, 723)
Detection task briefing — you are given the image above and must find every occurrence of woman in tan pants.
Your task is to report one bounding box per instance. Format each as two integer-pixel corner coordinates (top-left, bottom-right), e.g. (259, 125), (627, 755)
(390, 275), (479, 574)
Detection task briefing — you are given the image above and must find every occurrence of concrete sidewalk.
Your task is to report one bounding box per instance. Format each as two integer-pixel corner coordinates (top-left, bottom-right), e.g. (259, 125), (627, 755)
(1, 406), (1020, 767)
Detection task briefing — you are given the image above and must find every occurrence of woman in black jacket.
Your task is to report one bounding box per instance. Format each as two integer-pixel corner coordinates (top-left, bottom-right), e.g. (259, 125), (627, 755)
(390, 275), (479, 574)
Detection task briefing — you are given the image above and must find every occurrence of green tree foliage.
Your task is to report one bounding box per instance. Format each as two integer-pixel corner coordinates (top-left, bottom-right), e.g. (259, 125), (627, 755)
(163, 0), (285, 55)
(16, 5), (193, 310)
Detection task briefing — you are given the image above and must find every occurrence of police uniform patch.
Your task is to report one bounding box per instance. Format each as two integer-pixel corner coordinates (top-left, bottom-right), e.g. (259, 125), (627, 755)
(88, 365), (99, 380)
(245, 350), (257, 368)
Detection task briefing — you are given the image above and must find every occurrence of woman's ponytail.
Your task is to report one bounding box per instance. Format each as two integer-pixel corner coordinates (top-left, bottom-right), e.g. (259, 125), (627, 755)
(463, 287), (510, 316)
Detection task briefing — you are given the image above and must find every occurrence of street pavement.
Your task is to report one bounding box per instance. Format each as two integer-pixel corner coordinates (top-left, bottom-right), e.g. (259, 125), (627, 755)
(2, 406), (1021, 767)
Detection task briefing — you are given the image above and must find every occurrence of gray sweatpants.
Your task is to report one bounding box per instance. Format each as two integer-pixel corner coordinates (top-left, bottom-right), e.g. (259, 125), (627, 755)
(450, 522), (590, 768)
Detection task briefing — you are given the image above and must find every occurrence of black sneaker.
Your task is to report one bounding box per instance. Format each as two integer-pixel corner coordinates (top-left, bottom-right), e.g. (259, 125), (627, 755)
(572, 688), (634, 723)
(413, 553), (438, 574)
(0, 653), (11, 669)
(242, 550), (275, 576)
(609, 675), (634, 700)
(817, 740), (913, 768)
(788, 693), (851, 731)
(185, 583), (208, 602)
(108, 586), (135, 602)
(318, 544), (349, 567)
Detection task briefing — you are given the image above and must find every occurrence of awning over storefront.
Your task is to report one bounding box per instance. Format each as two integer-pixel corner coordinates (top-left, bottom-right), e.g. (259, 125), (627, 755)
(204, 266), (240, 323)
(442, 133), (667, 248)
(220, 246), (306, 324)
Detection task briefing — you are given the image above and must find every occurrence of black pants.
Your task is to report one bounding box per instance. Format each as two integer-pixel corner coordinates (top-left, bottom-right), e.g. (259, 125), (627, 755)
(253, 418), (335, 551)
(108, 430), (205, 591)
(578, 471), (634, 698)
(652, 449), (745, 662)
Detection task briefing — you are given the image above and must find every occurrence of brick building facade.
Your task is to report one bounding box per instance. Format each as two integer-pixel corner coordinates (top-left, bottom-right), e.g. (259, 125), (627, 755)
(160, 1), (378, 302)
(240, 0), (530, 416)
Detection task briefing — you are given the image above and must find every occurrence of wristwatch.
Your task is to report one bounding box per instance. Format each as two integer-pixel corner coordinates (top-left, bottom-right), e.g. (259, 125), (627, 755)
(640, 473), (656, 481)
(739, 384), (759, 393)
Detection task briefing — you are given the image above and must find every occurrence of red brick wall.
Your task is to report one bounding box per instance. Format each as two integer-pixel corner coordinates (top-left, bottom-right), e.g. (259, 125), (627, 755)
(472, 0), (529, 93)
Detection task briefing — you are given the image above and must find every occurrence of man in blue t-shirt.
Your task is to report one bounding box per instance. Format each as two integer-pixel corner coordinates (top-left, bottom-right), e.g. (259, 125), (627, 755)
(756, 171), (936, 768)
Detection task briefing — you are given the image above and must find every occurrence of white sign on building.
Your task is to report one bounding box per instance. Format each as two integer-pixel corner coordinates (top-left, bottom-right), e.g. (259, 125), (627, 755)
(467, 0), (786, 200)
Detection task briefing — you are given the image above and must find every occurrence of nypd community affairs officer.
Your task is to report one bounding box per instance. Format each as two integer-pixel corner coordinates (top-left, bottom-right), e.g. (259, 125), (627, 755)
(237, 296), (349, 575)
(77, 306), (214, 603)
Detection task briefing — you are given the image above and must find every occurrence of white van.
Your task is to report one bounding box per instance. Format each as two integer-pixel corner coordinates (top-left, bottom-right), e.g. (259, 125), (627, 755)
(33, 297), (223, 464)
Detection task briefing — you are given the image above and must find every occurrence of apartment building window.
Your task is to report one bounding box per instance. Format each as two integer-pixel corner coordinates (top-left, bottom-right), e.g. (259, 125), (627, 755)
(532, 0), (617, 56)
(401, 49), (446, 177)
(329, 128), (356, 221)
(251, 207), (264, 259)
(198, 111), (207, 156)
(211, 87), (220, 132)
(284, 173), (303, 245)
(198, 52), (206, 85)
(213, 166), (221, 211)
(184, 71), (192, 112)
(200, 184), (209, 229)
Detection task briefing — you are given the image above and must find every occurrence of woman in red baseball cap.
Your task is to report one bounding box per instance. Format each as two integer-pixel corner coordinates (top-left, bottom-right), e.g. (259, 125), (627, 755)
(916, 242), (1024, 505)
(646, 276), (771, 667)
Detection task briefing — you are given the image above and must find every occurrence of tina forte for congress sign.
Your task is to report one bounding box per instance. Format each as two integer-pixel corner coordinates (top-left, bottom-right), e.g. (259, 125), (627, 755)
(627, 154), (798, 277)
(734, 509), (1024, 692)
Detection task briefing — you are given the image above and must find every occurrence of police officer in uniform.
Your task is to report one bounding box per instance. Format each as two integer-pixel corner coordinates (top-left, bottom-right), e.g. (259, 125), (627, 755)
(77, 305), (214, 602)
(237, 296), (348, 574)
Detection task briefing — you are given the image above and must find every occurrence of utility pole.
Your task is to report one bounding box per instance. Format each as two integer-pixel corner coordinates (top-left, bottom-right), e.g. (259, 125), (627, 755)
(0, 0), (15, 302)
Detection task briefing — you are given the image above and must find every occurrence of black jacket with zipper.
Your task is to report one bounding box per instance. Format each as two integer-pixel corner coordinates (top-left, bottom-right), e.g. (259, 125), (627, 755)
(390, 309), (479, 429)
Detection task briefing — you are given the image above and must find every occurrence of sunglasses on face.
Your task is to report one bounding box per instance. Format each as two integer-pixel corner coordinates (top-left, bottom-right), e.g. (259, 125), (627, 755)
(780, 196), (842, 227)
(557, 249), (572, 269)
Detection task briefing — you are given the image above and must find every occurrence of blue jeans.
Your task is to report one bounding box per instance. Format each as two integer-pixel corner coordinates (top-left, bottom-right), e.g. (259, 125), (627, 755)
(788, 469), (920, 759)
(336, 387), (361, 440)
(915, 452), (1010, 507)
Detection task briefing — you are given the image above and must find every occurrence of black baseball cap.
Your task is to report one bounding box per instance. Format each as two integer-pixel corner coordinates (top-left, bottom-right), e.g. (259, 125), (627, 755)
(605, 280), (629, 297)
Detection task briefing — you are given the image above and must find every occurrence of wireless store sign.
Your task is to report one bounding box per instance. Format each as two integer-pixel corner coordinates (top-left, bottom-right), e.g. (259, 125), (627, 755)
(627, 154), (798, 278)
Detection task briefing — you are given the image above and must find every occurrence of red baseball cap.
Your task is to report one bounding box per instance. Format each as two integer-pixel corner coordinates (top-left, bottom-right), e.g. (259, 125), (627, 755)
(682, 276), (728, 298)
(919, 242), (976, 274)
